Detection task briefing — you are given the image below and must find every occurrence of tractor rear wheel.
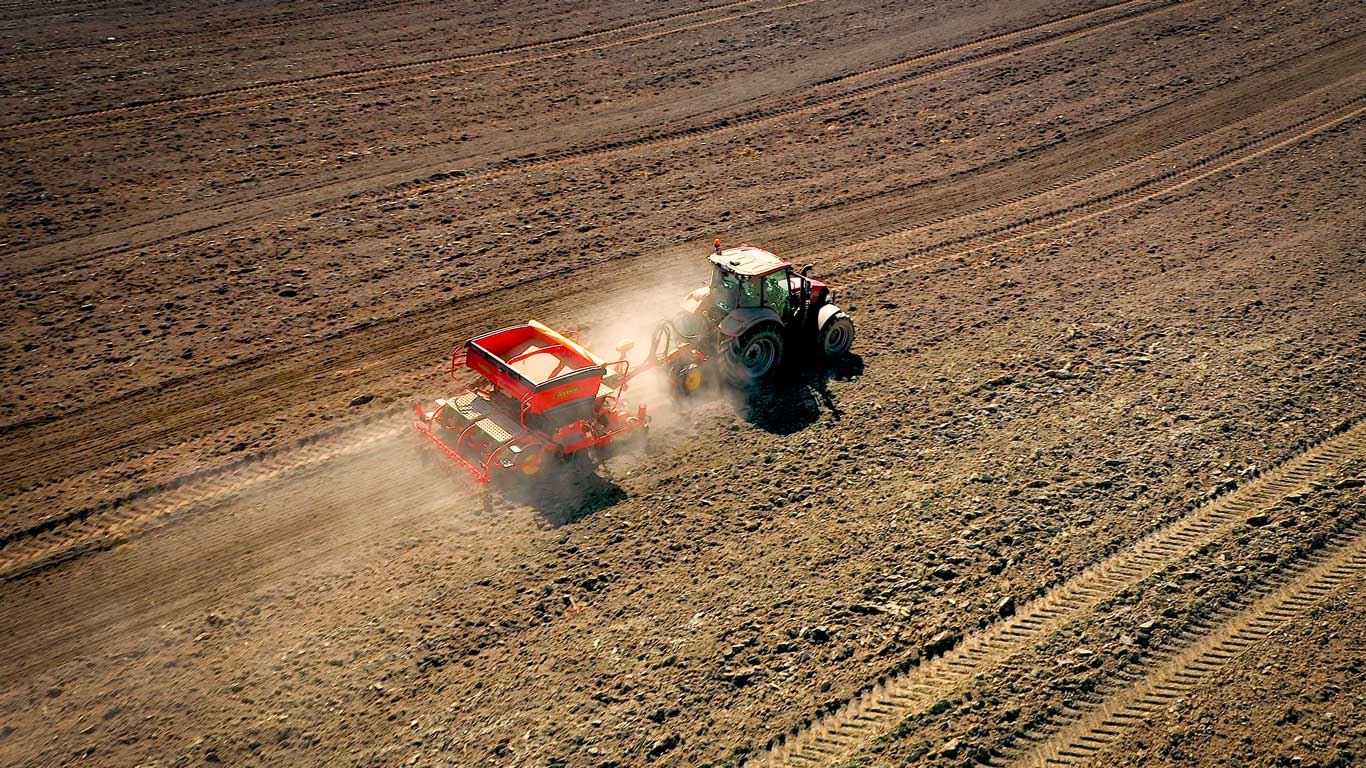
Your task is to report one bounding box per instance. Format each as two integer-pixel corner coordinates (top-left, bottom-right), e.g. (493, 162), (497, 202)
(724, 324), (784, 383)
(818, 313), (855, 360)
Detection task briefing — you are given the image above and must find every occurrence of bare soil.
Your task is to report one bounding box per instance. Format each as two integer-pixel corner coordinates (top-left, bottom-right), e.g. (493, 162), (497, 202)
(1, 1), (1363, 766)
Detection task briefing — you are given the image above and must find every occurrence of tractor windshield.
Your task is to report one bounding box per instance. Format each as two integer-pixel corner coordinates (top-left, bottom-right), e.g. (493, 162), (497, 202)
(711, 265), (739, 312)
(710, 265), (760, 312)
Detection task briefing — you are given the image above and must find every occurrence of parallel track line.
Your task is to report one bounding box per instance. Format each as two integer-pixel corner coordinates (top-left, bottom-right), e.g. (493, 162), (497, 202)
(3, 53), (1358, 505)
(1, 0), (466, 59)
(748, 421), (1366, 767)
(22, 32), (1353, 431)
(1008, 525), (1366, 767)
(7, 0), (1189, 275)
(835, 92), (1366, 286)
(0, 418), (405, 581)
(0, 0), (807, 139)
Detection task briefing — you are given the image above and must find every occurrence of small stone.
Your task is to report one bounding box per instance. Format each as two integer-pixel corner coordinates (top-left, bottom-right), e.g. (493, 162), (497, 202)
(940, 737), (962, 757)
(800, 626), (831, 644)
(44, 687), (61, 698)
(1335, 478), (1363, 489)
(932, 566), (958, 580)
(719, 667), (757, 686)
(206, 613), (229, 627)
(349, 394), (374, 407)
(995, 595), (1016, 618)
(1246, 513), (1271, 527)
(924, 630), (959, 657)
(648, 733), (680, 757)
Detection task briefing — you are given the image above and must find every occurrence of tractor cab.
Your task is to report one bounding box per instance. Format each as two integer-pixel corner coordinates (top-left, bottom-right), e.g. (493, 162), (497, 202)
(688, 246), (829, 328)
(664, 241), (853, 383)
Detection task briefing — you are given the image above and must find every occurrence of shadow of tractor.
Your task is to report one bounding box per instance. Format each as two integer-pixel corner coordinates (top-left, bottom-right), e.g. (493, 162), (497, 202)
(735, 352), (864, 435)
(464, 353), (863, 522)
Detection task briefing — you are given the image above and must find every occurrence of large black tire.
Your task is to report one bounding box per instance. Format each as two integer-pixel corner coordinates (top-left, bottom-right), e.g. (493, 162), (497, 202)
(818, 313), (855, 360)
(723, 324), (785, 383)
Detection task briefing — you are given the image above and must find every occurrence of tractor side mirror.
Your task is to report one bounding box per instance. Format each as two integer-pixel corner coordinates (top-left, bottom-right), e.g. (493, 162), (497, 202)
(800, 264), (814, 276)
(615, 339), (636, 355)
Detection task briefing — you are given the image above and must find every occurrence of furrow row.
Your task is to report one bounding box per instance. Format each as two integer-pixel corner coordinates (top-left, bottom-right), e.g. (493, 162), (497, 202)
(750, 420), (1366, 767)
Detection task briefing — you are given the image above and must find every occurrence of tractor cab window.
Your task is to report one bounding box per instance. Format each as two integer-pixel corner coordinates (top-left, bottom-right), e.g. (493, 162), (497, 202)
(711, 265), (740, 312)
(737, 275), (761, 308)
(713, 265), (762, 310)
(761, 269), (790, 317)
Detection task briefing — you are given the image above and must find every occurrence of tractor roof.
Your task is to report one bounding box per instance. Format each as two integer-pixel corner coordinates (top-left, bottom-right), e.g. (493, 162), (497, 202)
(709, 245), (789, 277)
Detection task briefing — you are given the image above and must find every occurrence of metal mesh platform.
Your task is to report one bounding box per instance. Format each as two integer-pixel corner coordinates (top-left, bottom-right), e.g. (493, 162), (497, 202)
(449, 392), (521, 444)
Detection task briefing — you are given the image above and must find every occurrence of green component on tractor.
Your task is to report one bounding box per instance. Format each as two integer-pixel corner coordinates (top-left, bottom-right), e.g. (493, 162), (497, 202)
(649, 240), (856, 385)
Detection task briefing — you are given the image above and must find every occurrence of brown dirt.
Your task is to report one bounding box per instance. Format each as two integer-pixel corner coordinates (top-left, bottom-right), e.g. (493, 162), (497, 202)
(0, 0), (1363, 766)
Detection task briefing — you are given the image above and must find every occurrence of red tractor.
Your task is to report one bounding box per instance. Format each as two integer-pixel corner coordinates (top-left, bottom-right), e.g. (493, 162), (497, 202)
(654, 242), (855, 389)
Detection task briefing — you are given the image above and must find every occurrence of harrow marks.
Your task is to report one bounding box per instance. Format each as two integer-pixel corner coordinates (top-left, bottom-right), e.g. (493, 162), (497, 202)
(1012, 524), (1366, 767)
(837, 89), (1366, 287)
(0, 418), (406, 582)
(751, 420), (1366, 767)
(0, 0), (812, 142)
(10, 0), (1191, 277)
(5, 70), (1362, 556)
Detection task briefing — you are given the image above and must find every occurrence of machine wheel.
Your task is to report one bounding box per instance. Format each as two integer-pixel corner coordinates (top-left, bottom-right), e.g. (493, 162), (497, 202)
(724, 324), (785, 383)
(672, 361), (706, 395)
(509, 442), (555, 480)
(818, 313), (855, 360)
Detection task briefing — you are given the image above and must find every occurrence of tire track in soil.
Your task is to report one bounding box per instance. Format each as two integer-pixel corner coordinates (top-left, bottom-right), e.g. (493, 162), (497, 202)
(0, 417), (406, 581)
(1004, 523), (1366, 768)
(0, 0), (249, 27)
(832, 88), (1366, 287)
(0, 0), (467, 59)
(0, 0), (803, 138)
(6, 32), (1330, 442)
(748, 421), (1366, 768)
(0, 435), (497, 689)
(7, 0), (1188, 277)
(757, 32), (1366, 261)
(3, 49), (1359, 516)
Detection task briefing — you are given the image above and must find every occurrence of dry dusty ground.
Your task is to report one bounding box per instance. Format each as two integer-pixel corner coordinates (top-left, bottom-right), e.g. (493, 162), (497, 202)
(0, 1), (1363, 766)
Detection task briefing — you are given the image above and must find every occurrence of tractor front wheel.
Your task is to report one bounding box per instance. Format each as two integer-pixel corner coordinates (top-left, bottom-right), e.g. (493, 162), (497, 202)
(818, 313), (855, 360)
(724, 324), (785, 383)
